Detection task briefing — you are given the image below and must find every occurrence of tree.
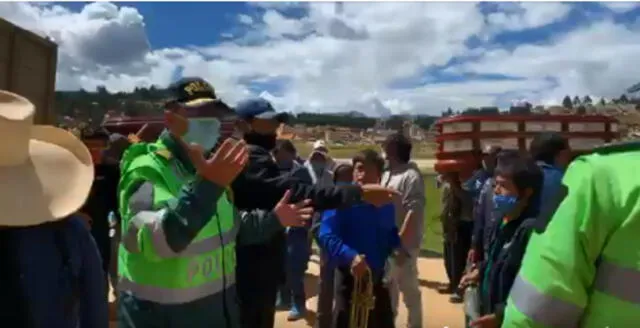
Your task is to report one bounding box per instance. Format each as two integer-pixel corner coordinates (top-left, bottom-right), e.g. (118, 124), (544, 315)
(576, 105), (587, 114)
(96, 85), (109, 95)
(583, 95), (592, 104)
(573, 95), (581, 106)
(562, 95), (573, 109)
(620, 94), (629, 104)
(599, 98), (606, 106)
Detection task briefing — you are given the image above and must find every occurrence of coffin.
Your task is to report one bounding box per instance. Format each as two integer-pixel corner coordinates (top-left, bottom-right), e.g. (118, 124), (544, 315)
(89, 105), (237, 164)
(434, 114), (620, 176)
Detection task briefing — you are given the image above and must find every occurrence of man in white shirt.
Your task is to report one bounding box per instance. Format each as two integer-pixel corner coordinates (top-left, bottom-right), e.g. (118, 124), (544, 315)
(381, 133), (425, 328)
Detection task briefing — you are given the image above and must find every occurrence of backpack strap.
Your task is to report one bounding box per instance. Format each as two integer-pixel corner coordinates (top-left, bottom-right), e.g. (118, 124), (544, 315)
(52, 220), (81, 317)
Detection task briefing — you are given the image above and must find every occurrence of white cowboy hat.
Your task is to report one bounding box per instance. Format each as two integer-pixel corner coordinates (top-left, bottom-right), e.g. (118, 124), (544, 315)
(0, 90), (94, 226)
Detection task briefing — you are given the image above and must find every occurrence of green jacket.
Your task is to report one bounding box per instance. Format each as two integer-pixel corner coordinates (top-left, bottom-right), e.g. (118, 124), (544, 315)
(116, 131), (284, 328)
(503, 142), (640, 327)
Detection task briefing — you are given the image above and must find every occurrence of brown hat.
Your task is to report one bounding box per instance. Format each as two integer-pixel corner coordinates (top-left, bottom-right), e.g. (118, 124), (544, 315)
(0, 90), (94, 226)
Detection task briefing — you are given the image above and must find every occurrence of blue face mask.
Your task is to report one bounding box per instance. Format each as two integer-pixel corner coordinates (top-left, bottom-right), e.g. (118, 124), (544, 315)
(336, 181), (354, 186)
(182, 118), (221, 150)
(493, 194), (518, 217)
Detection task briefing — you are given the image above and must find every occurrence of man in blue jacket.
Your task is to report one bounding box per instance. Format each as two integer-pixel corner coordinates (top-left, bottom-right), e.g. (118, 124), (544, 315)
(318, 149), (408, 328)
(528, 132), (570, 229)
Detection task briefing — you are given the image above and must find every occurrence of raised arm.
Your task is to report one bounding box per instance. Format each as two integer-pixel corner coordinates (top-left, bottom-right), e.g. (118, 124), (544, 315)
(119, 137), (249, 261)
(235, 151), (362, 210)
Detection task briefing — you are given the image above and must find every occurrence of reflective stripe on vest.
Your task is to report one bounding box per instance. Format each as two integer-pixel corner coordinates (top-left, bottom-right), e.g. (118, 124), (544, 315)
(510, 259), (640, 327)
(122, 209), (240, 258)
(118, 273), (236, 304)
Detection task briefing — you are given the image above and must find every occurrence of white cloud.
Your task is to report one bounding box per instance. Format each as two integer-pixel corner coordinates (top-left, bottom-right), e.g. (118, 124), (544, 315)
(1, 2), (639, 116)
(451, 20), (640, 105)
(600, 2), (640, 14)
(238, 14), (253, 25)
(486, 2), (572, 33)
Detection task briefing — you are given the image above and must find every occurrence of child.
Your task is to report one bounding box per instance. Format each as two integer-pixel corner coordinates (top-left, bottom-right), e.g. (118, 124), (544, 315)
(460, 153), (543, 328)
(318, 149), (405, 328)
(311, 163), (354, 328)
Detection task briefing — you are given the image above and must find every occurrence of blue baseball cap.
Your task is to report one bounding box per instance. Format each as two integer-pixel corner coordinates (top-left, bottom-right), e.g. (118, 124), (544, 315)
(234, 98), (289, 123)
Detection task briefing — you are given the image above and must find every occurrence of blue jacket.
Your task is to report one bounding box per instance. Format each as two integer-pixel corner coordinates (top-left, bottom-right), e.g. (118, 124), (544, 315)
(480, 217), (536, 319)
(463, 169), (490, 202)
(0, 216), (108, 328)
(537, 162), (564, 215)
(317, 203), (400, 277)
(472, 178), (497, 262)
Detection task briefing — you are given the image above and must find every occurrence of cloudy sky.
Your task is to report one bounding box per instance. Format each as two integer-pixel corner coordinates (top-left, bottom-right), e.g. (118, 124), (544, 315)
(1, 1), (640, 116)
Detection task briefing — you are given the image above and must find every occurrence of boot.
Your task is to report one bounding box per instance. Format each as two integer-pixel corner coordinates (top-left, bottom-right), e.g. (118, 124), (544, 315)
(287, 297), (306, 321)
(276, 288), (291, 311)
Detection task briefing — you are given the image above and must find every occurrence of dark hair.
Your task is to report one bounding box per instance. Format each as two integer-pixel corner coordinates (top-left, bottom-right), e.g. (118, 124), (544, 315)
(384, 133), (412, 163)
(496, 149), (522, 167)
(333, 164), (353, 182)
(529, 132), (569, 165)
(352, 149), (385, 174)
(495, 154), (543, 217)
(274, 139), (297, 155)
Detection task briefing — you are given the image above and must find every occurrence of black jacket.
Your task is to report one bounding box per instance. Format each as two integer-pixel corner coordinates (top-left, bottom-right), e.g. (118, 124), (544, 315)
(480, 217), (536, 320)
(81, 163), (121, 273)
(232, 145), (361, 283)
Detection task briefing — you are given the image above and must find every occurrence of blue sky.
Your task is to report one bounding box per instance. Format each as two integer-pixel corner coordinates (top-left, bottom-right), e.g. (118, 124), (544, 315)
(2, 2), (640, 115)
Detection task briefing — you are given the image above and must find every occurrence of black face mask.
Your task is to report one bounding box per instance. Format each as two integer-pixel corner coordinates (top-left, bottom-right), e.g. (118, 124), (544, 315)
(244, 132), (277, 151)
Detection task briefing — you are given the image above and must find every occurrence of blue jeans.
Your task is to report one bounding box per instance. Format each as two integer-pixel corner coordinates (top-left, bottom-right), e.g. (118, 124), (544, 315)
(280, 227), (311, 306)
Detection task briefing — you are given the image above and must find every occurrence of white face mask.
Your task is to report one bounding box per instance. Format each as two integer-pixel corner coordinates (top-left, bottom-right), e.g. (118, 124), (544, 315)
(182, 118), (221, 150)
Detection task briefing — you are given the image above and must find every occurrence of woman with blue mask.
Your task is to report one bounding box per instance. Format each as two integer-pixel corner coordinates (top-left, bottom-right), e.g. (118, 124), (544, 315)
(459, 155), (543, 328)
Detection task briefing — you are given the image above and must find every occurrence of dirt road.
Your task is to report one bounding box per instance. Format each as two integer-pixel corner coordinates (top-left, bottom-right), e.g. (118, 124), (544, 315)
(110, 254), (462, 328)
(274, 255), (464, 328)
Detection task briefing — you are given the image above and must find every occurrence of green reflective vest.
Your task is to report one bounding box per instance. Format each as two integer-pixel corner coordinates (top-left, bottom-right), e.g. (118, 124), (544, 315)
(117, 140), (237, 304)
(503, 144), (640, 327)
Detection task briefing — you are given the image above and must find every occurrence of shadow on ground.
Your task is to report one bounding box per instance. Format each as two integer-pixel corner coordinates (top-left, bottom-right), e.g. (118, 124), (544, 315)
(419, 278), (449, 291)
(419, 249), (442, 259)
(303, 272), (320, 300)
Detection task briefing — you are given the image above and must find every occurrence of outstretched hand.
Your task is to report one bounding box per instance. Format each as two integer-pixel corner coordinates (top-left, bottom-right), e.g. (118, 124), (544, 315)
(164, 110), (249, 186)
(361, 184), (400, 207)
(274, 190), (314, 227)
(188, 138), (249, 187)
(165, 110), (189, 138)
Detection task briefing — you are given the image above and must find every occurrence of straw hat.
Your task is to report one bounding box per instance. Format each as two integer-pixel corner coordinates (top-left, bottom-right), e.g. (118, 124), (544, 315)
(0, 90), (94, 226)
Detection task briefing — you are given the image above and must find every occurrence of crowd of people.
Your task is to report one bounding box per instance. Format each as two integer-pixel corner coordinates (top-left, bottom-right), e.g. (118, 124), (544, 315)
(1, 75), (638, 328)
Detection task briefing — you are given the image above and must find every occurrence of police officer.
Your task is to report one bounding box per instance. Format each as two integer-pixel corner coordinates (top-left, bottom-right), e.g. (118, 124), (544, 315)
(501, 142), (640, 328)
(116, 78), (314, 328)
